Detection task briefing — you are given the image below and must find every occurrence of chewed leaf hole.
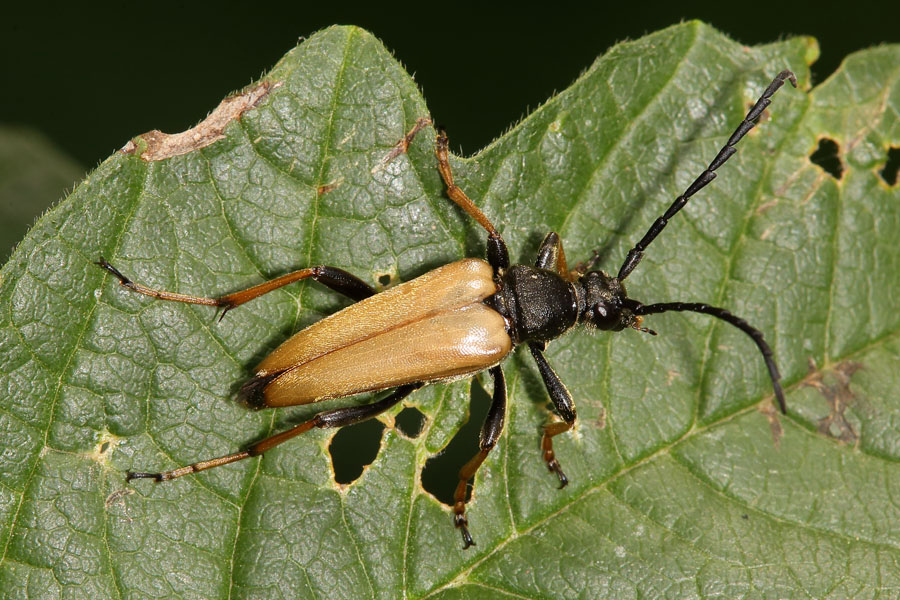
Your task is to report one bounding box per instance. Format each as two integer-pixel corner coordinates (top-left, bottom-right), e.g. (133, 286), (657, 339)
(374, 271), (395, 288)
(396, 406), (426, 438)
(329, 418), (385, 484)
(421, 383), (489, 506)
(881, 146), (900, 186)
(91, 431), (121, 464)
(809, 137), (843, 179)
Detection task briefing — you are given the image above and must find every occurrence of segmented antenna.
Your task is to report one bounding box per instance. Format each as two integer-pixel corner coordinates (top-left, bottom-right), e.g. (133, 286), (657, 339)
(632, 301), (786, 414)
(617, 70), (797, 282)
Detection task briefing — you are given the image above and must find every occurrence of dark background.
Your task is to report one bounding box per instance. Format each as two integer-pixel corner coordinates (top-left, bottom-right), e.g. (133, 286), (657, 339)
(4, 3), (898, 171)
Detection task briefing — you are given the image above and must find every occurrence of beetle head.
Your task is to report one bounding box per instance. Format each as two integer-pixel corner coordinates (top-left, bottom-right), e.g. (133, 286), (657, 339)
(577, 270), (642, 331)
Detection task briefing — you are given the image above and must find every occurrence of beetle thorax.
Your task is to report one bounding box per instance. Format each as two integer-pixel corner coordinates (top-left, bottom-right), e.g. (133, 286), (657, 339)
(489, 265), (580, 344)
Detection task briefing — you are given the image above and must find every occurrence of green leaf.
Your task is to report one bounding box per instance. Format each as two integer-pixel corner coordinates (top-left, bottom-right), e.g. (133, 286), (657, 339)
(2, 21), (898, 599)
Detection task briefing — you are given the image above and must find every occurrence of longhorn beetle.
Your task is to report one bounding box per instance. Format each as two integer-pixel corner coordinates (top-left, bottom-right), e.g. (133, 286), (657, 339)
(97, 69), (796, 548)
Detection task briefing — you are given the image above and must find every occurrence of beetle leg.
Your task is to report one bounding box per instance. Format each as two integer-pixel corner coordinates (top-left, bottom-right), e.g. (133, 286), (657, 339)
(96, 258), (375, 318)
(434, 129), (499, 236)
(534, 232), (576, 280)
(434, 129), (510, 272)
(529, 342), (576, 488)
(126, 383), (422, 482)
(453, 366), (506, 549)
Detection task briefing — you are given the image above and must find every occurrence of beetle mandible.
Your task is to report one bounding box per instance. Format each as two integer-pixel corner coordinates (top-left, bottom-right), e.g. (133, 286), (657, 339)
(97, 69), (796, 548)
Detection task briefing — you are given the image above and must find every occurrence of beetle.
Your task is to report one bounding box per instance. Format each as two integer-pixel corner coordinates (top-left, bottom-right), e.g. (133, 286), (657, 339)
(97, 69), (796, 548)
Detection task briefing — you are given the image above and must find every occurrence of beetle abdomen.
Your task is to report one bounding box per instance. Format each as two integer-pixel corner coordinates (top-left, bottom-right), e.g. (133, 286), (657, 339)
(246, 258), (511, 407)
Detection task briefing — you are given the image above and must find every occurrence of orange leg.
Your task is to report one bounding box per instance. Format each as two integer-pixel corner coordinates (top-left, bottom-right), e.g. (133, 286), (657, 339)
(453, 366), (506, 548)
(434, 129), (500, 237)
(534, 232), (578, 280)
(95, 258), (375, 319)
(127, 383), (421, 482)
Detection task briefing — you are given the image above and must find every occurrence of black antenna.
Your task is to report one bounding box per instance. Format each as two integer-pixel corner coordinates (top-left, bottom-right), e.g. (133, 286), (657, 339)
(631, 300), (786, 414)
(617, 70), (797, 282)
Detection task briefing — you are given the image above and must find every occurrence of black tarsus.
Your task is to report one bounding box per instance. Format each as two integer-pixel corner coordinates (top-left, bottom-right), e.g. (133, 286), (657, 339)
(125, 471), (161, 482)
(617, 70), (797, 282)
(96, 257), (132, 287)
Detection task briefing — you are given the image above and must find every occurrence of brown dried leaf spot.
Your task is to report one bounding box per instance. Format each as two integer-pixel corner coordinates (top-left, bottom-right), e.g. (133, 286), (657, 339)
(122, 80), (279, 161)
(804, 358), (863, 444)
(757, 402), (784, 449)
(105, 488), (134, 509)
(317, 178), (343, 196)
(373, 116), (432, 173)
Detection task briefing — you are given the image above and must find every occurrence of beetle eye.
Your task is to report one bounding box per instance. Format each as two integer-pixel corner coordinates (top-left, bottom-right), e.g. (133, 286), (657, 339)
(592, 303), (621, 330)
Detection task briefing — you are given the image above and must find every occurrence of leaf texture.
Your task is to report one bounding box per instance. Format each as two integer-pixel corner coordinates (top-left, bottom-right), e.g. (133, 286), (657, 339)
(1, 22), (899, 600)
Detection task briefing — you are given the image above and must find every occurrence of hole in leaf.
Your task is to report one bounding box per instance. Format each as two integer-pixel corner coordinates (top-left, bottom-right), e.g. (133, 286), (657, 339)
(100, 441), (110, 454)
(881, 146), (899, 186)
(422, 382), (489, 506)
(809, 137), (843, 179)
(328, 418), (385, 484)
(378, 274), (392, 286)
(395, 406), (425, 438)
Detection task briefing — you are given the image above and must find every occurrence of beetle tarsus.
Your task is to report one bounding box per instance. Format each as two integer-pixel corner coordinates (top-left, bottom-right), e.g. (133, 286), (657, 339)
(96, 257), (131, 286)
(547, 458), (569, 489)
(455, 513), (476, 549)
(544, 450), (569, 489)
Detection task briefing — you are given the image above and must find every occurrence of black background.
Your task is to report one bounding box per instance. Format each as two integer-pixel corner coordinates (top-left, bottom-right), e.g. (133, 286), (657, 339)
(4, 2), (898, 168)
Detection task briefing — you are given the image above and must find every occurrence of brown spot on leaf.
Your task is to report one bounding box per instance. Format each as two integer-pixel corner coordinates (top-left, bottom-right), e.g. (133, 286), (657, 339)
(105, 487), (134, 509)
(373, 116), (432, 172)
(665, 369), (680, 386)
(122, 81), (280, 161)
(755, 198), (778, 216)
(758, 402), (783, 449)
(317, 178), (343, 196)
(804, 358), (862, 444)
